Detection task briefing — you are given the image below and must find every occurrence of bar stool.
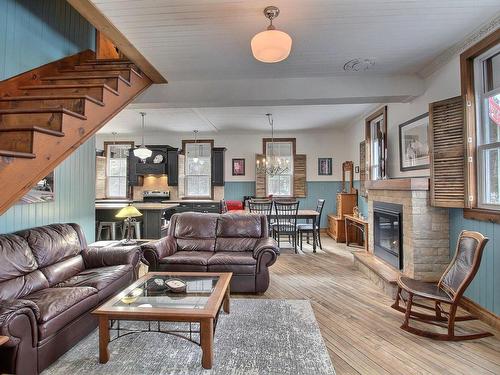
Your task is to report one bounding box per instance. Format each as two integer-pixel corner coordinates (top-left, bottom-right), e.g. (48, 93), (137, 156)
(121, 219), (142, 240)
(96, 221), (119, 241)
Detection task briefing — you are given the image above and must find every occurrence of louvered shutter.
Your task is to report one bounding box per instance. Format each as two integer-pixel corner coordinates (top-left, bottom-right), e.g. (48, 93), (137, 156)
(359, 141), (367, 197)
(293, 154), (307, 198)
(255, 154), (266, 197)
(429, 96), (466, 208)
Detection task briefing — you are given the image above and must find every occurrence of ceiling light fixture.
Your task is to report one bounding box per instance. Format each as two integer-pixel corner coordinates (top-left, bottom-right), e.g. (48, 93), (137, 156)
(256, 113), (289, 177)
(251, 6), (292, 63)
(133, 112), (152, 161)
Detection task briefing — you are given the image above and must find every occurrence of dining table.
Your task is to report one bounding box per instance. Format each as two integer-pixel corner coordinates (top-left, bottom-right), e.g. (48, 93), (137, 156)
(232, 209), (321, 252)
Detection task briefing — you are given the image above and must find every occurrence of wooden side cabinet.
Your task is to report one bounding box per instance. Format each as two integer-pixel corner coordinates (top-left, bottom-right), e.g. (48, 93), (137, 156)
(327, 192), (357, 243)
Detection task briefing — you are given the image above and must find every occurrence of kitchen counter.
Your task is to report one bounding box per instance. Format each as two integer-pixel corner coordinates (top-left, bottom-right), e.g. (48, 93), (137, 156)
(95, 202), (179, 210)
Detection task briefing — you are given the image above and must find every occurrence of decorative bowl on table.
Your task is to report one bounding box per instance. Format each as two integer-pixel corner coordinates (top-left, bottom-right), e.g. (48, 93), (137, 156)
(121, 288), (143, 304)
(165, 278), (187, 293)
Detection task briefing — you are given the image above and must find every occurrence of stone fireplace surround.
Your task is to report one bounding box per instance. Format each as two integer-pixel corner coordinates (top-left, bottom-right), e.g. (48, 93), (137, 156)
(354, 178), (450, 294)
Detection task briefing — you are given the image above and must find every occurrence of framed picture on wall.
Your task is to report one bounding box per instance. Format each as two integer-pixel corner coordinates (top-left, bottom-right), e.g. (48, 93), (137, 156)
(399, 113), (430, 171)
(19, 171), (55, 204)
(232, 158), (245, 176)
(318, 158), (332, 175)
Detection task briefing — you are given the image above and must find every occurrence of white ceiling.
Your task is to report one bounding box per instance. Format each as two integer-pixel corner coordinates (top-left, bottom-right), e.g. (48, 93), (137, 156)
(92, 0), (500, 81)
(98, 104), (375, 134)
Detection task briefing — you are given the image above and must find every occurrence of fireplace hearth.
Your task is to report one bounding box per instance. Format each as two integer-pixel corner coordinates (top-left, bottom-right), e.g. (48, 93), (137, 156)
(373, 201), (403, 270)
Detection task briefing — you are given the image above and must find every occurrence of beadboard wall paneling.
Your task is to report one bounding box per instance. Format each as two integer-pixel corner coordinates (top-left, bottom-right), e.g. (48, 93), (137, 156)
(0, 139), (96, 241)
(0, 0), (95, 80)
(224, 181), (342, 228)
(354, 180), (368, 217)
(450, 209), (500, 316)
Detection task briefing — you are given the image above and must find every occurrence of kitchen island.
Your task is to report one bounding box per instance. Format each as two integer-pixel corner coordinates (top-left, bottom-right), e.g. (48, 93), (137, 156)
(95, 201), (179, 240)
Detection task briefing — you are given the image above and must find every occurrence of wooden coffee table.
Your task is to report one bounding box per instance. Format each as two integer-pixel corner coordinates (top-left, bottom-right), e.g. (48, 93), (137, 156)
(92, 272), (232, 369)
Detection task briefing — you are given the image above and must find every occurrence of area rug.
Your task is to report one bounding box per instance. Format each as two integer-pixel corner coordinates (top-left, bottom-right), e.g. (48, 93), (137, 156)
(43, 299), (335, 375)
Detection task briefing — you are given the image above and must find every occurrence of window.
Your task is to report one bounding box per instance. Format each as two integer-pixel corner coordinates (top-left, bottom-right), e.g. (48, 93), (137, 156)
(365, 107), (387, 181)
(474, 46), (500, 209)
(104, 142), (133, 198)
(266, 141), (294, 196)
(184, 142), (212, 198)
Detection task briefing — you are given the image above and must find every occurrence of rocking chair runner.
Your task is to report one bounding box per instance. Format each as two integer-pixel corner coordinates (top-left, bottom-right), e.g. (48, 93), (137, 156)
(391, 230), (492, 341)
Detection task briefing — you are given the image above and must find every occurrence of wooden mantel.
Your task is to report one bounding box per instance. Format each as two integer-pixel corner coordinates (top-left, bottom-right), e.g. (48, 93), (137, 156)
(365, 178), (429, 191)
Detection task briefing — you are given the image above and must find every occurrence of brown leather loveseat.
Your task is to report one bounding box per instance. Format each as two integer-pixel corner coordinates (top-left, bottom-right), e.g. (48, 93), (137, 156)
(0, 223), (141, 375)
(142, 212), (279, 293)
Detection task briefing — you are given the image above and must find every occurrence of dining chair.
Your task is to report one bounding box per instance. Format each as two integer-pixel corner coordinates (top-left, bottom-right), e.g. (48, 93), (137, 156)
(248, 200), (273, 234)
(272, 201), (300, 253)
(297, 199), (325, 251)
(391, 230), (492, 341)
(220, 199), (228, 214)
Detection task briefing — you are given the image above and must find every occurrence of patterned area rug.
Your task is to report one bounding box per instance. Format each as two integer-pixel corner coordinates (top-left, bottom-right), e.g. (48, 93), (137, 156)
(43, 299), (335, 375)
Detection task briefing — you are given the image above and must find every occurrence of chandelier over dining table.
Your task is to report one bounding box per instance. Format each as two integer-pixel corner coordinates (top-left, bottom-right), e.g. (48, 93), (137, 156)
(256, 113), (290, 177)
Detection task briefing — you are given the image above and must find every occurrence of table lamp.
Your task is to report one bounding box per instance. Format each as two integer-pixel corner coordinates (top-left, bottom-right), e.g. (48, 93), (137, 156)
(115, 204), (142, 244)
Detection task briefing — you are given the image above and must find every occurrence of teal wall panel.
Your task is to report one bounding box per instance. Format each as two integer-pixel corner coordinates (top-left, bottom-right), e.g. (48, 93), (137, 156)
(0, 139), (96, 242)
(353, 180), (368, 217)
(0, 0), (95, 80)
(224, 181), (342, 227)
(449, 209), (500, 316)
(0, 0), (96, 241)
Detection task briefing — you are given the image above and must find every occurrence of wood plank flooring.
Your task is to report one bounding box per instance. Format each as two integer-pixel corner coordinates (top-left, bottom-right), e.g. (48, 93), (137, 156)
(235, 236), (500, 375)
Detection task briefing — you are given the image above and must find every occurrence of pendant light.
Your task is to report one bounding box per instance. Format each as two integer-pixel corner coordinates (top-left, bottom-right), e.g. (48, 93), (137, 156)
(256, 113), (289, 176)
(192, 130), (200, 163)
(251, 6), (292, 63)
(133, 112), (152, 161)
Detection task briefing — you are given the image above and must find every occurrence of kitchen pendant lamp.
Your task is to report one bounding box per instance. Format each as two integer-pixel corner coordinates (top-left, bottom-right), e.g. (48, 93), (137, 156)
(251, 6), (292, 63)
(133, 112), (152, 161)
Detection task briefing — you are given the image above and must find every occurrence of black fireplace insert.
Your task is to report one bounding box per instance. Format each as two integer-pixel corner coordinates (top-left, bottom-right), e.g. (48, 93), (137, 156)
(373, 201), (403, 269)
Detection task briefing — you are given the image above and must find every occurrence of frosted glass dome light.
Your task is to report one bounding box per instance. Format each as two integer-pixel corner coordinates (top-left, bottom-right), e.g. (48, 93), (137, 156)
(251, 6), (292, 64)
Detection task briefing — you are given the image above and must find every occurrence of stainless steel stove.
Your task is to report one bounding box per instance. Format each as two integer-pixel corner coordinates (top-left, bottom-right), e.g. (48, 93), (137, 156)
(142, 190), (170, 202)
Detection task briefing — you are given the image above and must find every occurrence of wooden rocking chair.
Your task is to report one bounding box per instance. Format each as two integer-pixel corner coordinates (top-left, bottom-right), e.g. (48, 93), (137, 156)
(391, 230), (492, 341)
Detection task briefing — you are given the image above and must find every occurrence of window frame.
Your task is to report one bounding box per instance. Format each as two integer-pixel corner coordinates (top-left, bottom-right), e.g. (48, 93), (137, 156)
(461, 29), (500, 223)
(262, 138), (296, 197)
(103, 141), (134, 199)
(182, 139), (214, 199)
(365, 106), (388, 181)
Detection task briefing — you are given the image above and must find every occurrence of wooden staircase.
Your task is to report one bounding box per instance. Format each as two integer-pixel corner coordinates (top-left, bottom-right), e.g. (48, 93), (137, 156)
(0, 50), (153, 214)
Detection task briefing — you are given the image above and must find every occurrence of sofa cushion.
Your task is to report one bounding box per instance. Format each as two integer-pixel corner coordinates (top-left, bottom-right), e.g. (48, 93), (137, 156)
(56, 265), (132, 300)
(173, 213), (218, 252)
(160, 251), (213, 265)
(215, 238), (259, 252)
(40, 255), (85, 287)
(208, 252), (257, 265)
(25, 287), (98, 340)
(17, 224), (82, 268)
(207, 252), (257, 275)
(0, 270), (49, 300)
(216, 214), (263, 238)
(0, 234), (37, 281)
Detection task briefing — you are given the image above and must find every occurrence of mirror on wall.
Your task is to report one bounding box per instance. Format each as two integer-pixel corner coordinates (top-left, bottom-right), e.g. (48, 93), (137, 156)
(365, 106), (388, 180)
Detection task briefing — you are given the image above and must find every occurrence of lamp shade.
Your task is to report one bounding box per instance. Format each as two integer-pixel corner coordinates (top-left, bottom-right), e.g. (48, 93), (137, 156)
(133, 146), (152, 160)
(115, 205), (143, 218)
(251, 29), (292, 63)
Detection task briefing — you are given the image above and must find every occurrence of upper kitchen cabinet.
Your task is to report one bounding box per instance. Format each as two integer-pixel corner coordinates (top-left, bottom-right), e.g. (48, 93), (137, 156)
(128, 145), (174, 186)
(211, 147), (226, 186)
(167, 148), (180, 186)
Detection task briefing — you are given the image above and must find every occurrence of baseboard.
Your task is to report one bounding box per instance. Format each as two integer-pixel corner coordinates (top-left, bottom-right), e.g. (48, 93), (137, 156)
(460, 297), (500, 331)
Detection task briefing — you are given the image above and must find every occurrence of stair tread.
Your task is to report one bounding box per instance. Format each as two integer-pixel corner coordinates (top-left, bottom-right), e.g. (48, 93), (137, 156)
(0, 107), (87, 120)
(0, 150), (36, 159)
(0, 95), (104, 106)
(84, 58), (132, 64)
(61, 67), (141, 77)
(0, 126), (65, 137)
(19, 84), (119, 96)
(41, 74), (131, 86)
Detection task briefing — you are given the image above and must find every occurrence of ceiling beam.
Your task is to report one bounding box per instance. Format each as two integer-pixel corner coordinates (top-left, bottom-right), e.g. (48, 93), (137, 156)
(129, 75), (424, 108)
(67, 0), (167, 84)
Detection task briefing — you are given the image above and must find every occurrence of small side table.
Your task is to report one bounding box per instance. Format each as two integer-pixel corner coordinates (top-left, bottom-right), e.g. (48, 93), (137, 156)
(344, 214), (369, 252)
(0, 335), (9, 346)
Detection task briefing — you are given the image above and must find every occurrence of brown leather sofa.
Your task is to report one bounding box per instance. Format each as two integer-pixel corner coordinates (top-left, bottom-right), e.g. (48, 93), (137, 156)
(142, 212), (279, 293)
(0, 223), (141, 375)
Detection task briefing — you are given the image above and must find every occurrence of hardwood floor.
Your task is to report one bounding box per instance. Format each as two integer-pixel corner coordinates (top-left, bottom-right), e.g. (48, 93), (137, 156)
(237, 236), (500, 375)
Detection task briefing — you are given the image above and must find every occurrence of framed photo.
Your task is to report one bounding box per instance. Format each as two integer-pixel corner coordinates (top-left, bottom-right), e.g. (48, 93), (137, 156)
(399, 113), (430, 171)
(232, 158), (245, 176)
(318, 158), (332, 176)
(19, 171), (55, 204)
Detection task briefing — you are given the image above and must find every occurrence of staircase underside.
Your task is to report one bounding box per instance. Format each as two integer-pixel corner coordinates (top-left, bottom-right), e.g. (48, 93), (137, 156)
(0, 49), (153, 214)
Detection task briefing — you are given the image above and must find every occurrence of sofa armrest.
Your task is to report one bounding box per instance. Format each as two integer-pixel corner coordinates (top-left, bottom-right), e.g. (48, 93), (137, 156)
(141, 236), (176, 270)
(253, 238), (279, 272)
(0, 299), (40, 347)
(82, 246), (141, 269)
